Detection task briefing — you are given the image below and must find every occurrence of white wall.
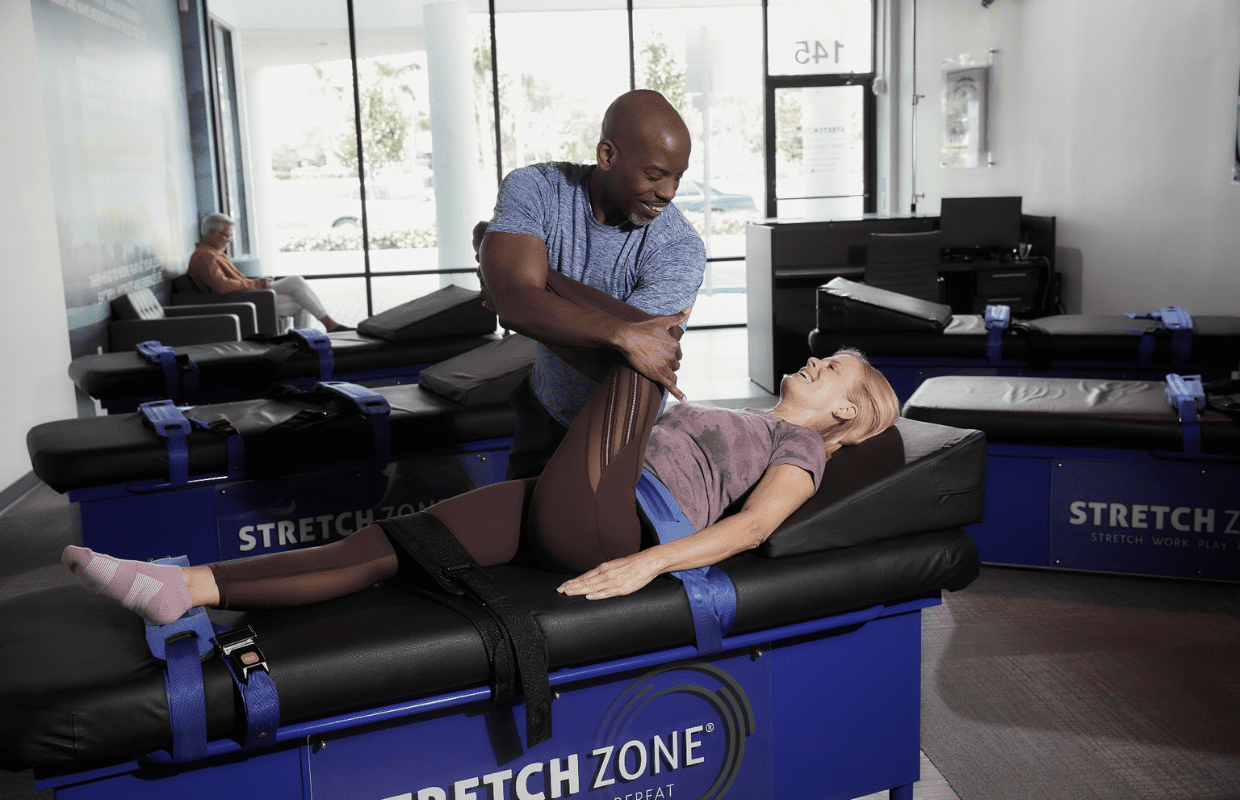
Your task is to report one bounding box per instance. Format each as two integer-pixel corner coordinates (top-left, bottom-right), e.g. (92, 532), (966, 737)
(897, 0), (1240, 314)
(0, 2), (79, 494)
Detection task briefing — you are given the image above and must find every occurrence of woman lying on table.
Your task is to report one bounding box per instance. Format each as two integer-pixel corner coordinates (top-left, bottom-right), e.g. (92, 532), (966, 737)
(62, 272), (900, 624)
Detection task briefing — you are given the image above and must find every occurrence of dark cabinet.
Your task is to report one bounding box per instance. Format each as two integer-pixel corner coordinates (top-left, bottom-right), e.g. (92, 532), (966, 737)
(745, 214), (1056, 393)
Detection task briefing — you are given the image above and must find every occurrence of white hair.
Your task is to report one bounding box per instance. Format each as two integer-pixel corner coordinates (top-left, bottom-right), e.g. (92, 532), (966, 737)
(201, 212), (235, 237)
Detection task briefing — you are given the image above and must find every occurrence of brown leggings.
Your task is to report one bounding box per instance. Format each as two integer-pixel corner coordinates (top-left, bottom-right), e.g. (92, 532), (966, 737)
(209, 271), (669, 609)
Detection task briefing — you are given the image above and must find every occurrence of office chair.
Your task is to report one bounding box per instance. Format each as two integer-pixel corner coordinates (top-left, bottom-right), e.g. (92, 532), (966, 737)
(864, 231), (945, 304)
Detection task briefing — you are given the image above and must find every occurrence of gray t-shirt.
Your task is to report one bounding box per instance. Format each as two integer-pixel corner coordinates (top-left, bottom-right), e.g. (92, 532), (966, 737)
(643, 404), (828, 532)
(487, 162), (706, 427)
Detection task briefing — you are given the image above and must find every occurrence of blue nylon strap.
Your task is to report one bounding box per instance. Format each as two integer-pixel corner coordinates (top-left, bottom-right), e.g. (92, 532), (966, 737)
(187, 416), (245, 481)
(1164, 373), (1205, 456)
(315, 381), (392, 461)
(137, 340), (199, 400)
(1126, 307), (1193, 365)
(213, 625), (280, 749)
(1159, 307), (1193, 364)
(139, 400), (192, 485)
(144, 556), (214, 763)
(635, 470), (737, 655)
(984, 304), (1011, 362)
(291, 327), (334, 382)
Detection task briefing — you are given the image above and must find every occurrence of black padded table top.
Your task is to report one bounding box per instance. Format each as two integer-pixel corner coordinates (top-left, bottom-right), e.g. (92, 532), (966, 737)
(903, 375), (1240, 455)
(0, 528), (978, 771)
(812, 278), (1240, 366)
(28, 382), (520, 492)
(68, 331), (501, 400)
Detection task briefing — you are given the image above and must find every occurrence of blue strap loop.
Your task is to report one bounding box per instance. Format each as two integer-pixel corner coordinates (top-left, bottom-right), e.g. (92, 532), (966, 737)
(315, 381), (392, 462)
(144, 556), (214, 763)
(1126, 306), (1193, 365)
(197, 417), (245, 481)
(137, 340), (199, 400)
(214, 626), (280, 749)
(1164, 373), (1205, 456)
(290, 327), (334, 382)
(144, 558), (281, 759)
(984, 304), (1011, 362)
(139, 400), (193, 486)
(635, 470), (737, 655)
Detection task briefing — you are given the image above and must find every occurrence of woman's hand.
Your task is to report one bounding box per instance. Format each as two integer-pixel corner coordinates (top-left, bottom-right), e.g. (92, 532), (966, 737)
(557, 550), (665, 600)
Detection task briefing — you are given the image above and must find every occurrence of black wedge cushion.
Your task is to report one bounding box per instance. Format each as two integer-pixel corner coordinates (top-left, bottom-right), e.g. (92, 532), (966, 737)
(418, 334), (537, 406)
(358, 285), (497, 341)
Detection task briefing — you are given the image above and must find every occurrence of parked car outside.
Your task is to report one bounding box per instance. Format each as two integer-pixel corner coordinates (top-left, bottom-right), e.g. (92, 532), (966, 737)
(328, 185), (435, 231)
(672, 179), (756, 212)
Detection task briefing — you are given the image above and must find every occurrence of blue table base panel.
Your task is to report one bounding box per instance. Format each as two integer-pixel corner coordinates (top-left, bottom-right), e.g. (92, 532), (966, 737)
(71, 442), (511, 565)
(1, 519), (978, 799)
(811, 278), (1240, 403)
(904, 375), (1240, 582)
(71, 330), (502, 414)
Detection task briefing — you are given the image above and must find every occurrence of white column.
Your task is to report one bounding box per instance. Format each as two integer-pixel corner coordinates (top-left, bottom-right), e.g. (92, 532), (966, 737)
(245, 66), (278, 276)
(423, 0), (480, 286)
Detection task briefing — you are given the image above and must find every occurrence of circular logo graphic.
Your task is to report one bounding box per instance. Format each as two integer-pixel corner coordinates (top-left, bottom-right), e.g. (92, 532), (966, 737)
(592, 661), (755, 800)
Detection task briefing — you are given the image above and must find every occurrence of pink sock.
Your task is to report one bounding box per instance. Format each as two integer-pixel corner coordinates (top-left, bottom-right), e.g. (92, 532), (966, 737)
(62, 546), (194, 625)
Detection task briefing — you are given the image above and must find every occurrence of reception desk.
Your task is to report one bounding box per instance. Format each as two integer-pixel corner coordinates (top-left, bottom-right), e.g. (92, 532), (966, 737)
(745, 213), (1056, 393)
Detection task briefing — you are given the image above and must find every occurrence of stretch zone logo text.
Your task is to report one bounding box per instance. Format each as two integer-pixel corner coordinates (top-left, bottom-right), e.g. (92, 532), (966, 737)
(1067, 502), (1240, 535)
(393, 725), (708, 800)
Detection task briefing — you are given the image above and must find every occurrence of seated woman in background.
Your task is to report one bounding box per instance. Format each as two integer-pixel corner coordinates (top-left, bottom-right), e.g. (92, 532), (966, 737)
(189, 212), (352, 332)
(63, 271), (900, 623)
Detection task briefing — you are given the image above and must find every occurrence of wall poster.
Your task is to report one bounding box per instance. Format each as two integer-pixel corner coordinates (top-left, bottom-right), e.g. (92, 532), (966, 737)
(941, 51), (994, 169)
(30, 0), (198, 358)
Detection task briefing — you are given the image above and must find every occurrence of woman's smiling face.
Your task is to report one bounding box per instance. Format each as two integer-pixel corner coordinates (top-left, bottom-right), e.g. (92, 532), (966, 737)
(779, 354), (862, 428)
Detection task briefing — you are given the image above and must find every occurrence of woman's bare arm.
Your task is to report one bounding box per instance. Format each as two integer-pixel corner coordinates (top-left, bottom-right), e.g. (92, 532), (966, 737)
(557, 463), (816, 599)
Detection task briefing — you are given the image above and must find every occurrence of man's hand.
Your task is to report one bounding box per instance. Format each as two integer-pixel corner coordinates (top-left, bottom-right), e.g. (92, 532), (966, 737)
(557, 550), (665, 600)
(615, 308), (691, 401)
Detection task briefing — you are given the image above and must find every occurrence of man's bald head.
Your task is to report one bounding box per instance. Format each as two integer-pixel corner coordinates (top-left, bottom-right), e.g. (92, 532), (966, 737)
(591, 90), (692, 229)
(600, 90), (690, 153)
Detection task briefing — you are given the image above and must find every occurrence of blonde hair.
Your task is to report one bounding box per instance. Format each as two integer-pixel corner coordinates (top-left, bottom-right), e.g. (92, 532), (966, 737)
(819, 348), (901, 457)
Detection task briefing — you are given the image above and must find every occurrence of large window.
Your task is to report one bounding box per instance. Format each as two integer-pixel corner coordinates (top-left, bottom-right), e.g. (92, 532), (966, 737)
(201, 0), (874, 329)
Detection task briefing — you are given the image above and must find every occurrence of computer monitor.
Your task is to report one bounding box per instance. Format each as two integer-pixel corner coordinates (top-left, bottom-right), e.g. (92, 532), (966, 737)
(938, 196), (1022, 257)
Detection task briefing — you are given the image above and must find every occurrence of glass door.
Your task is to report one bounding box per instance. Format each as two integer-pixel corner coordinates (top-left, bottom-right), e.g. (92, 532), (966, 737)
(764, 0), (875, 219)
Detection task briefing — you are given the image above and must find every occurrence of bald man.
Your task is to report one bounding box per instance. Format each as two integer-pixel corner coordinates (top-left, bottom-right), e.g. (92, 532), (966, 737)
(479, 90), (707, 479)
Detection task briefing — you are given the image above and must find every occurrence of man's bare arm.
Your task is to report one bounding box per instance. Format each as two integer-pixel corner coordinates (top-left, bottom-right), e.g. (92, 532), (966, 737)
(479, 230), (689, 399)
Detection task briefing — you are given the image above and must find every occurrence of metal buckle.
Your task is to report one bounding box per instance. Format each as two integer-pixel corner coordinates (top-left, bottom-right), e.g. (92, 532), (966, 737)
(209, 418), (239, 437)
(215, 626), (269, 683)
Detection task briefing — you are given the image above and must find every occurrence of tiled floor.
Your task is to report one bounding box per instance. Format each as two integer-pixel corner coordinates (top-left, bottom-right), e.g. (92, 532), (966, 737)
(677, 325), (778, 404)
